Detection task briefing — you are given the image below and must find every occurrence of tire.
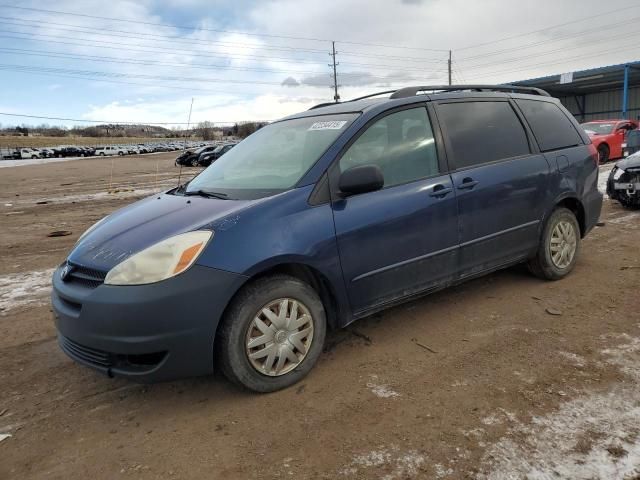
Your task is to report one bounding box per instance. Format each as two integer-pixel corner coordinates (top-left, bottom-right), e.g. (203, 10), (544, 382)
(118, 152), (124, 156)
(618, 196), (640, 210)
(31, 155), (38, 159)
(597, 144), (610, 164)
(217, 274), (327, 393)
(191, 158), (199, 167)
(99, 153), (105, 156)
(528, 207), (581, 281)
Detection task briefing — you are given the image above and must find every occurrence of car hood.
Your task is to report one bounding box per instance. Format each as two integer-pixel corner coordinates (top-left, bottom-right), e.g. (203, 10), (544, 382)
(616, 153), (640, 170)
(68, 193), (255, 271)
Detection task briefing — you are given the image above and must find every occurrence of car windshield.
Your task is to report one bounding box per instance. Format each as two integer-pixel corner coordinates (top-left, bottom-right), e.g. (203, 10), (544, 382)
(581, 122), (614, 135)
(185, 114), (357, 199)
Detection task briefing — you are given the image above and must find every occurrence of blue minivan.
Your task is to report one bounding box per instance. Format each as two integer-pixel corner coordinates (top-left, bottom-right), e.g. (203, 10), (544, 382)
(52, 85), (602, 392)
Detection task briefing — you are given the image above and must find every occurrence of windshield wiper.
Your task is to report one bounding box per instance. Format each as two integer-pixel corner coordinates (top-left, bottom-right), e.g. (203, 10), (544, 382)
(184, 189), (229, 200)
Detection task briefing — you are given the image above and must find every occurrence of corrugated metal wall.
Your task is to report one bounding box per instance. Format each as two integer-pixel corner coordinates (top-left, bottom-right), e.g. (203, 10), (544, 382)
(557, 86), (640, 122)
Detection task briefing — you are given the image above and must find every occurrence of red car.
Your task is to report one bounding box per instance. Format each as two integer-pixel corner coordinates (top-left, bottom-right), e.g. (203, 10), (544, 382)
(580, 119), (638, 163)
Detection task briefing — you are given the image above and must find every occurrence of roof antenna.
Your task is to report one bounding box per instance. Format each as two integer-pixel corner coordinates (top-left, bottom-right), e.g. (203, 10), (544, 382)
(177, 97), (194, 187)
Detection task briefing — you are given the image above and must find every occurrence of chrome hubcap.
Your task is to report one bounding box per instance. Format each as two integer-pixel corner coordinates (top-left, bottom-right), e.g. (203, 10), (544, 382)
(550, 220), (577, 269)
(245, 298), (314, 377)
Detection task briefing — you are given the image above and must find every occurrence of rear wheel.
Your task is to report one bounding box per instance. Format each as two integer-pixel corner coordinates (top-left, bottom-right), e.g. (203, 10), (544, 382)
(597, 144), (610, 164)
(217, 275), (326, 392)
(528, 207), (581, 280)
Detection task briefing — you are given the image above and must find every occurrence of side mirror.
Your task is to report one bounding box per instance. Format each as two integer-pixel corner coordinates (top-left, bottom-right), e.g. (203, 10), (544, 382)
(338, 164), (384, 196)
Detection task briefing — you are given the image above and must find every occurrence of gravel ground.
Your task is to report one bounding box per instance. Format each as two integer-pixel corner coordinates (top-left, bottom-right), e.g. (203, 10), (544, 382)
(0, 153), (639, 479)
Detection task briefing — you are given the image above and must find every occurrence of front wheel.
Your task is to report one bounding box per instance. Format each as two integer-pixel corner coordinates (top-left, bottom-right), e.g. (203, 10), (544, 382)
(217, 275), (327, 392)
(528, 207), (581, 280)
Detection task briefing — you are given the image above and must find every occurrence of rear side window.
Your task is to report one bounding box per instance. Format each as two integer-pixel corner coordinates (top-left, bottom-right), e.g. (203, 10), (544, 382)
(340, 107), (439, 187)
(516, 99), (583, 152)
(437, 101), (530, 169)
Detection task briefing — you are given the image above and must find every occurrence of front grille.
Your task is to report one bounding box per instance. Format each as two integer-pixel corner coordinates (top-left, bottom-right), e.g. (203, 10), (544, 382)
(59, 335), (168, 373)
(60, 335), (113, 368)
(65, 262), (106, 289)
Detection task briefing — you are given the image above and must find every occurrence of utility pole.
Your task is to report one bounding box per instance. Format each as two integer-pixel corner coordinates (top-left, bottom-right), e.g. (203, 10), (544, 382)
(448, 50), (452, 86)
(329, 41), (340, 103)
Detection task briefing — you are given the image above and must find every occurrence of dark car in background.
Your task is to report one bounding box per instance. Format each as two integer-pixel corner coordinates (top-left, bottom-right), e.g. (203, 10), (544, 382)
(175, 145), (219, 166)
(607, 153), (640, 208)
(52, 85), (601, 392)
(197, 143), (238, 166)
(53, 146), (87, 157)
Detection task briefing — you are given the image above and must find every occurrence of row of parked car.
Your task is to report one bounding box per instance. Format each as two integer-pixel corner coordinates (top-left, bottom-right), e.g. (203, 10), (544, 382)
(1, 141), (218, 160)
(174, 142), (239, 167)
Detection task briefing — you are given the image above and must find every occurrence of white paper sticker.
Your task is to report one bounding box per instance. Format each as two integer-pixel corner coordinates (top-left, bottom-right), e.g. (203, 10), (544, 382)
(308, 121), (348, 131)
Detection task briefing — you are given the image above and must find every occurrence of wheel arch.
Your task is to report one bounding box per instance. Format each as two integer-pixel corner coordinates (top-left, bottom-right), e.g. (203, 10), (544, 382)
(214, 261), (345, 353)
(551, 195), (586, 237)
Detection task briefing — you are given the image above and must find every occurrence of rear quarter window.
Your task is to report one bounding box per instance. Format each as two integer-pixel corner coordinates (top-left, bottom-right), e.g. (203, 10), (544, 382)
(515, 99), (583, 152)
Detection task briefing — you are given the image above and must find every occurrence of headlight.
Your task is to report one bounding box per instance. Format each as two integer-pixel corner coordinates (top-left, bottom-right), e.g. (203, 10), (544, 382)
(77, 216), (109, 243)
(104, 230), (213, 285)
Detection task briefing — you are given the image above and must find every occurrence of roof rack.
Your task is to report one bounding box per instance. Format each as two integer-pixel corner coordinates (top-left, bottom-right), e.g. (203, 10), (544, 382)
(307, 84), (550, 110)
(308, 90), (397, 110)
(389, 84), (550, 98)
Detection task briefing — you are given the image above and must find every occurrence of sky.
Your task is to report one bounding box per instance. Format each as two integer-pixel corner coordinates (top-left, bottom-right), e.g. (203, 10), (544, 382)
(1, 0), (639, 128)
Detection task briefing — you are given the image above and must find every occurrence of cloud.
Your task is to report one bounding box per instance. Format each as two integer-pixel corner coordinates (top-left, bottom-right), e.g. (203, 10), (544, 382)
(281, 76), (300, 87)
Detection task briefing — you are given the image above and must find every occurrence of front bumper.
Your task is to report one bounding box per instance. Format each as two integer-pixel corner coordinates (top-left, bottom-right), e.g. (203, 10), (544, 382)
(52, 263), (247, 382)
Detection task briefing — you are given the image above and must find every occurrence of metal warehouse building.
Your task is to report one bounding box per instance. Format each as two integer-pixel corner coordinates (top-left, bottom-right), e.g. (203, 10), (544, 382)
(514, 61), (640, 122)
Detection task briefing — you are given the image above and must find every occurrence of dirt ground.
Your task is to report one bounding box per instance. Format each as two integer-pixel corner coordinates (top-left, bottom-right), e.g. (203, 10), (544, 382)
(0, 153), (639, 479)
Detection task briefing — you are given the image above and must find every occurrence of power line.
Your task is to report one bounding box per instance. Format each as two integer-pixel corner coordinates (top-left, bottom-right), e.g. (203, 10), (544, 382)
(0, 63), (296, 87)
(0, 112), (271, 125)
(456, 4), (635, 51)
(0, 47), (326, 76)
(0, 68), (284, 95)
(0, 4), (448, 52)
(0, 21), (447, 65)
(460, 25), (640, 72)
(471, 44), (640, 81)
(458, 14), (640, 62)
(0, 17), (332, 55)
(0, 30), (330, 65)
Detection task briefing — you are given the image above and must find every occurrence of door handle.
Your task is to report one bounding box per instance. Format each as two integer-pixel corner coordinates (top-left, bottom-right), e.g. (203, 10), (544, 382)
(457, 178), (478, 190)
(429, 184), (453, 197)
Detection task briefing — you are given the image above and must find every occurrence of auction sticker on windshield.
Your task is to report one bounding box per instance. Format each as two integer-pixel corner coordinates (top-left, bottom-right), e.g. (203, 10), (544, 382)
(308, 121), (348, 130)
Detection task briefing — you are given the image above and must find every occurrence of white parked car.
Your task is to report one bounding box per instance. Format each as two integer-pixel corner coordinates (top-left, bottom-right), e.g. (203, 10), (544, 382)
(94, 146), (127, 156)
(19, 148), (41, 159)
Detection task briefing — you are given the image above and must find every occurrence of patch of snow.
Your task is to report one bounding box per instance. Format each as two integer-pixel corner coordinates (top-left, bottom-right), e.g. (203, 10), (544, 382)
(341, 445), (425, 479)
(434, 463), (454, 478)
(0, 151), (165, 168)
(558, 351), (587, 368)
(482, 409), (517, 426)
(22, 186), (171, 206)
(608, 213), (639, 226)
(598, 164), (614, 195)
(479, 335), (640, 480)
(0, 433), (11, 442)
(0, 268), (55, 314)
(366, 380), (401, 398)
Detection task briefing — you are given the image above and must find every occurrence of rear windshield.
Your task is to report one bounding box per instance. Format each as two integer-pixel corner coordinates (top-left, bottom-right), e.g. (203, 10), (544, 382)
(185, 114), (357, 199)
